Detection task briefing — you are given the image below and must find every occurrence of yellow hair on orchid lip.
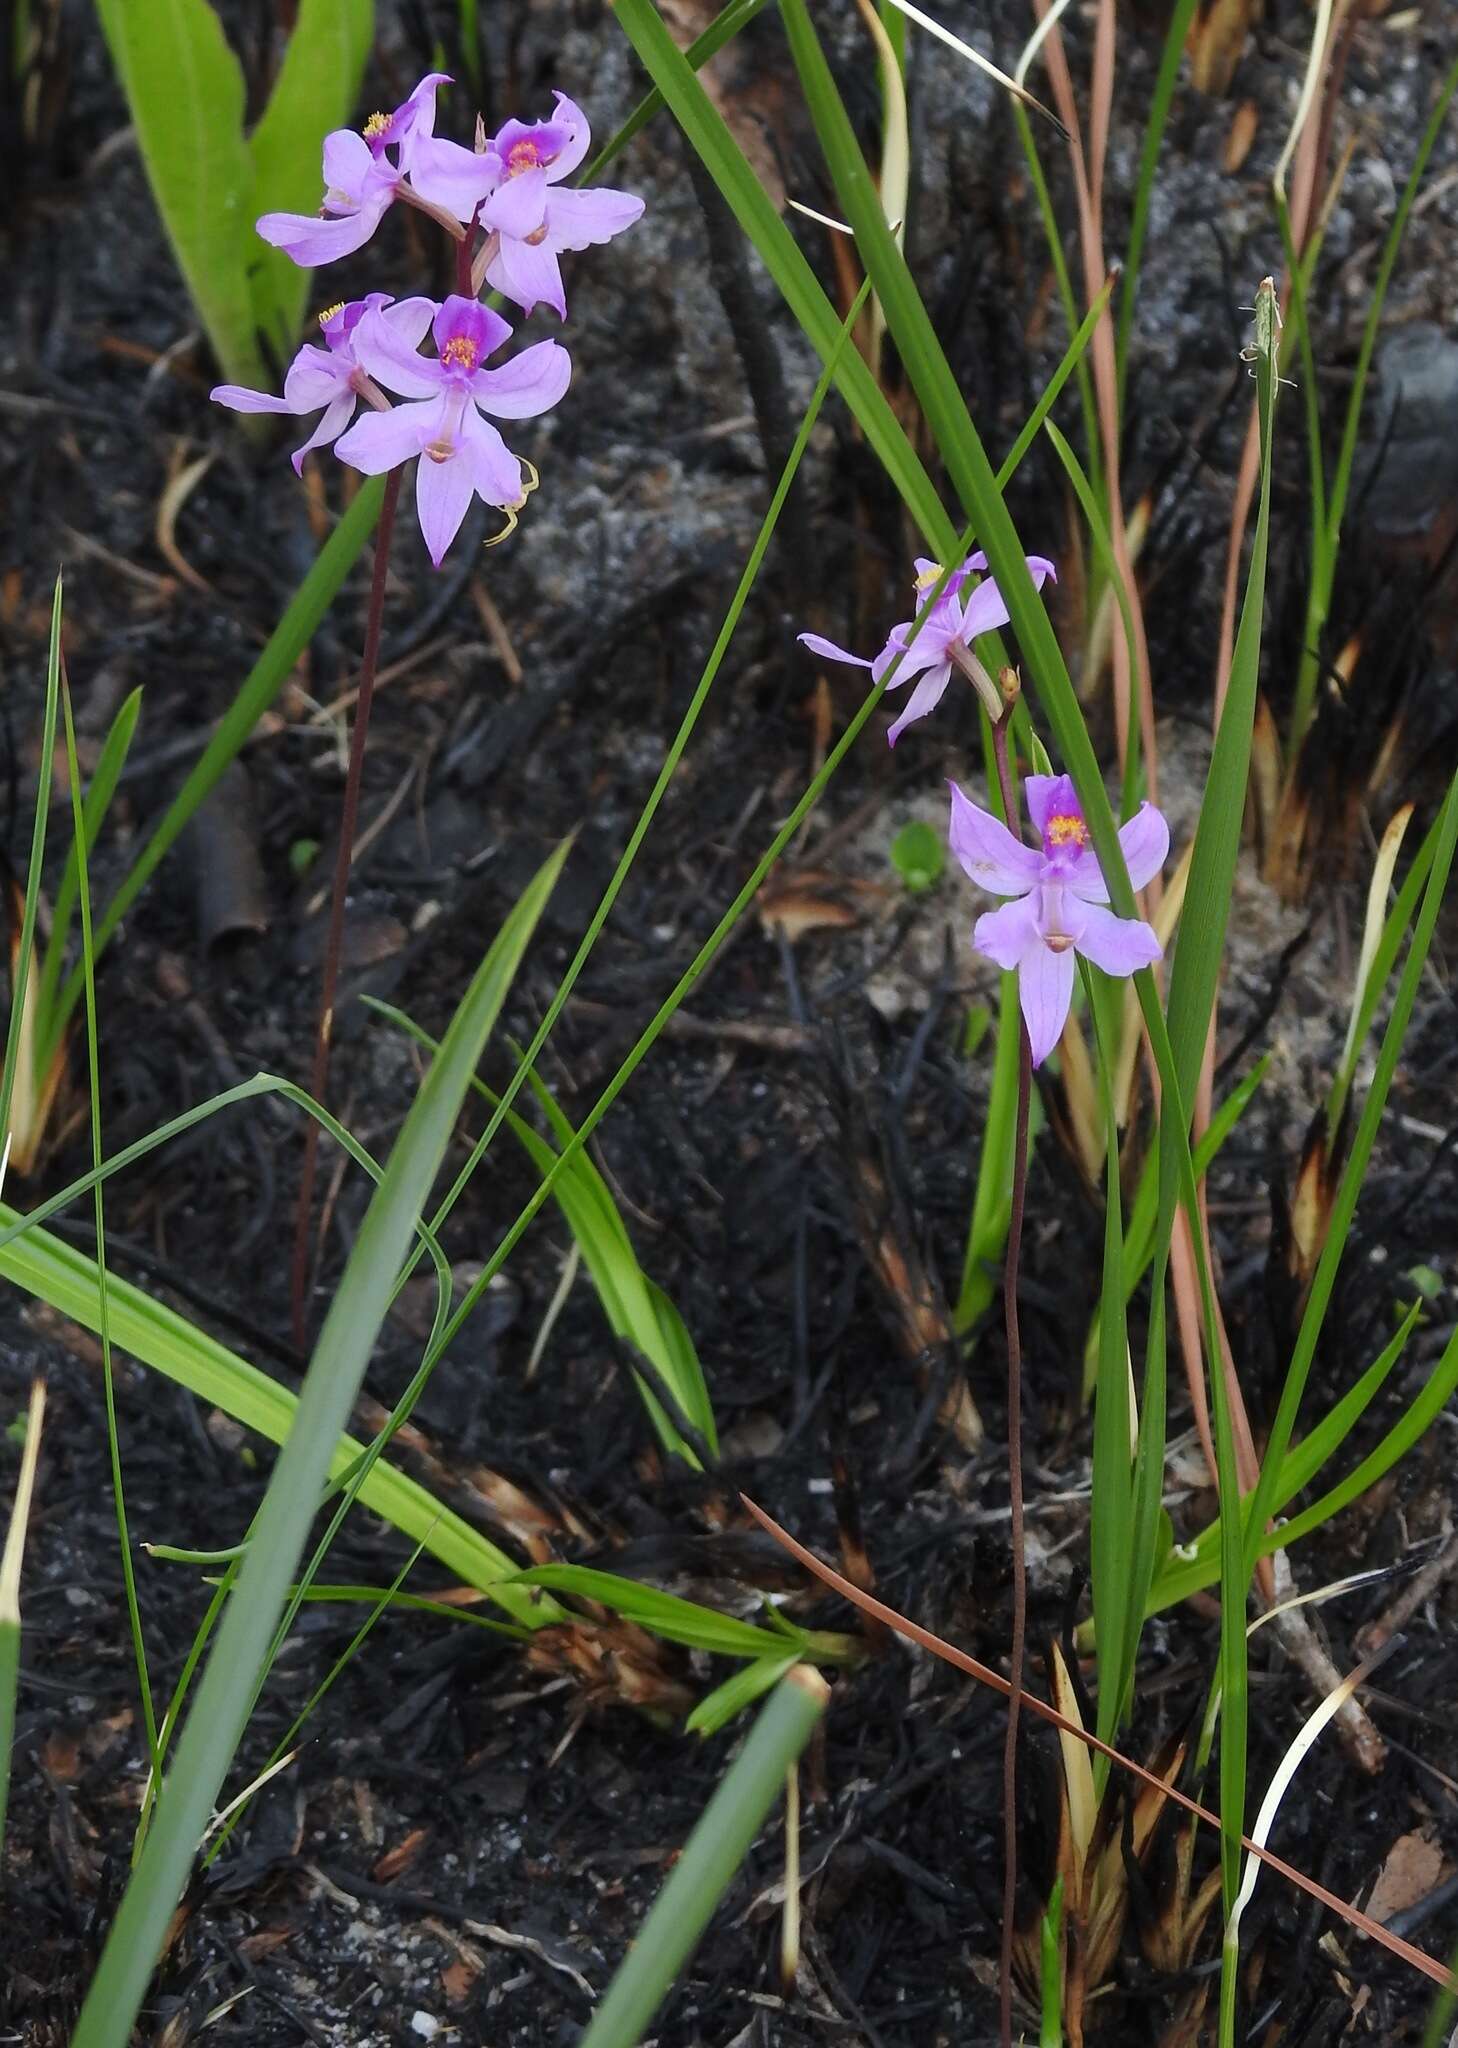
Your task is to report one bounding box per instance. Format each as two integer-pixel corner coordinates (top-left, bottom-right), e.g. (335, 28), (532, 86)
(317, 302), (346, 328)
(915, 561), (944, 591)
(362, 111), (390, 139)
(1045, 812), (1089, 849)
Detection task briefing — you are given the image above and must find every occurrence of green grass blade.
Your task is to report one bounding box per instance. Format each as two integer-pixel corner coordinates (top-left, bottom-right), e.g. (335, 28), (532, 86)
(1011, 101), (1102, 501)
(580, 1666), (828, 2048)
(61, 677), (159, 1773)
(586, 0), (770, 180)
(509, 1563), (834, 1662)
(1, 573), (62, 1153)
(612, 0), (955, 552)
(1328, 802), (1441, 1134)
(1085, 967), (1133, 1762)
(45, 478), (386, 1066)
(70, 841), (568, 2048)
(956, 971), (1023, 1333)
(32, 686), (142, 1058)
(1242, 768), (1458, 1578)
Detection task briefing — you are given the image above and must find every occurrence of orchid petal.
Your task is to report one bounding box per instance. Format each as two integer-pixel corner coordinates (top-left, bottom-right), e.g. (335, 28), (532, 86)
(1017, 938), (1077, 1067)
(947, 782), (1042, 896)
(544, 184), (645, 251)
(390, 71), (452, 147)
(281, 344), (351, 412)
(379, 295), (439, 348)
(546, 93), (592, 178)
(471, 338), (571, 419)
(290, 393), (357, 475)
(873, 617), (956, 687)
(886, 663), (953, 746)
(321, 128), (376, 194)
(256, 202), (383, 267)
(405, 134), (496, 220)
(414, 445), (476, 568)
(483, 164), (550, 238)
(460, 411), (524, 506)
(353, 306), (447, 400)
(334, 400), (437, 474)
(972, 894), (1041, 971)
(484, 234), (567, 319)
(798, 632), (873, 669)
(211, 383), (292, 415)
(1067, 801), (1170, 902)
(1067, 901), (1162, 977)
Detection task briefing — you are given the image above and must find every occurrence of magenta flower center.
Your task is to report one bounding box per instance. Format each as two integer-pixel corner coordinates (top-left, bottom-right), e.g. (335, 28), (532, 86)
(1044, 811), (1088, 850)
(440, 335), (480, 372)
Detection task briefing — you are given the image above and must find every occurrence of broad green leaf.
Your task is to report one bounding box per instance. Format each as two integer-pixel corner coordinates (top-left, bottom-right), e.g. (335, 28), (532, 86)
(247, 0), (374, 358)
(94, 0), (266, 390)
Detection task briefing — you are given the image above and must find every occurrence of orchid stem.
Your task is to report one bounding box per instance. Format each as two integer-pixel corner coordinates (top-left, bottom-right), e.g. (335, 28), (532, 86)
(288, 465), (404, 1350)
(992, 704), (1031, 2048)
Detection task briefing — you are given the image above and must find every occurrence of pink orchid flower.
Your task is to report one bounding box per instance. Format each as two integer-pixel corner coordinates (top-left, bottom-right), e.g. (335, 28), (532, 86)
(477, 93), (645, 318)
(333, 294), (570, 567)
(256, 73), (485, 267)
(949, 772), (1168, 1066)
(799, 551), (1056, 746)
(210, 294), (435, 473)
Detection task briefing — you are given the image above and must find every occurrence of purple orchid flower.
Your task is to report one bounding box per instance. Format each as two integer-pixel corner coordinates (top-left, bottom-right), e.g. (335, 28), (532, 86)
(333, 294), (571, 568)
(210, 294), (434, 474)
(949, 772), (1168, 1067)
(256, 73), (485, 267)
(799, 551), (1057, 746)
(477, 93), (645, 318)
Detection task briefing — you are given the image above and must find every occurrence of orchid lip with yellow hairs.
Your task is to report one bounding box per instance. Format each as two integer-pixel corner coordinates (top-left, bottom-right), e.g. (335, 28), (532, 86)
(798, 550), (1056, 746)
(949, 773), (1169, 1066)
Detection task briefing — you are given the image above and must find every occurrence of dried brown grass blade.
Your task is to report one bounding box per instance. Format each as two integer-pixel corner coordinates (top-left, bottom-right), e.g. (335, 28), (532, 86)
(740, 1495), (1457, 1992)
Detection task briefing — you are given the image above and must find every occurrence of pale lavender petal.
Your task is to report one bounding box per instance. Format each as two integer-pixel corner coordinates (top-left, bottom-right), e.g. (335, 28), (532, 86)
(546, 93), (592, 179)
(321, 129), (375, 195)
(379, 295), (439, 348)
(967, 549), (988, 572)
(1067, 901), (1162, 977)
(971, 894), (1041, 971)
(281, 344), (351, 412)
(483, 164), (550, 238)
(405, 134), (496, 219)
(886, 662), (952, 747)
(433, 295), (512, 364)
(798, 632), (873, 669)
(353, 306), (447, 399)
(872, 617), (955, 687)
(1067, 801), (1170, 902)
(415, 446), (476, 568)
(485, 234), (567, 319)
(256, 202), (382, 267)
(544, 184), (645, 252)
(471, 338), (571, 419)
(460, 411), (524, 506)
(290, 392), (357, 474)
(957, 553), (1056, 642)
(211, 383), (291, 415)
(1025, 772), (1080, 841)
(947, 781), (1042, 896)
(335, 400), (437, 474)
(1017, 939), (1077, 1067)
(389, 71), (452, 147)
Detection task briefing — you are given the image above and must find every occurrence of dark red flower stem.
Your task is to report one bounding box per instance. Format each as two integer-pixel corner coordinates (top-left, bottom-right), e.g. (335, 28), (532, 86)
(288, 465), (404, 1349)
(991, 705), (1031, 2048)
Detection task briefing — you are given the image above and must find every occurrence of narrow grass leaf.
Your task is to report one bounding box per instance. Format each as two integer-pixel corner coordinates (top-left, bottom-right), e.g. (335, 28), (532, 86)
(580, 1668), (828, 2048)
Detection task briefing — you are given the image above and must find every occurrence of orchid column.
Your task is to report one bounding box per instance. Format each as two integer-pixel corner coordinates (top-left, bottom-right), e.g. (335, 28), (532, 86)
(211, 75), (643, 1340)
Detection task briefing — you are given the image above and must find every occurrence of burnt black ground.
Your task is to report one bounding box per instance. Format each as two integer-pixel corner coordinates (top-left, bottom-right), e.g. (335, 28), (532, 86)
(2, 2), (1458, 2042)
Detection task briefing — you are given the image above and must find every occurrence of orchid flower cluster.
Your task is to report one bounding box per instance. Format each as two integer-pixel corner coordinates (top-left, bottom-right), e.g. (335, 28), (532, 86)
(801, 553), (1169, 1064)
(212, 74), (643, 566)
